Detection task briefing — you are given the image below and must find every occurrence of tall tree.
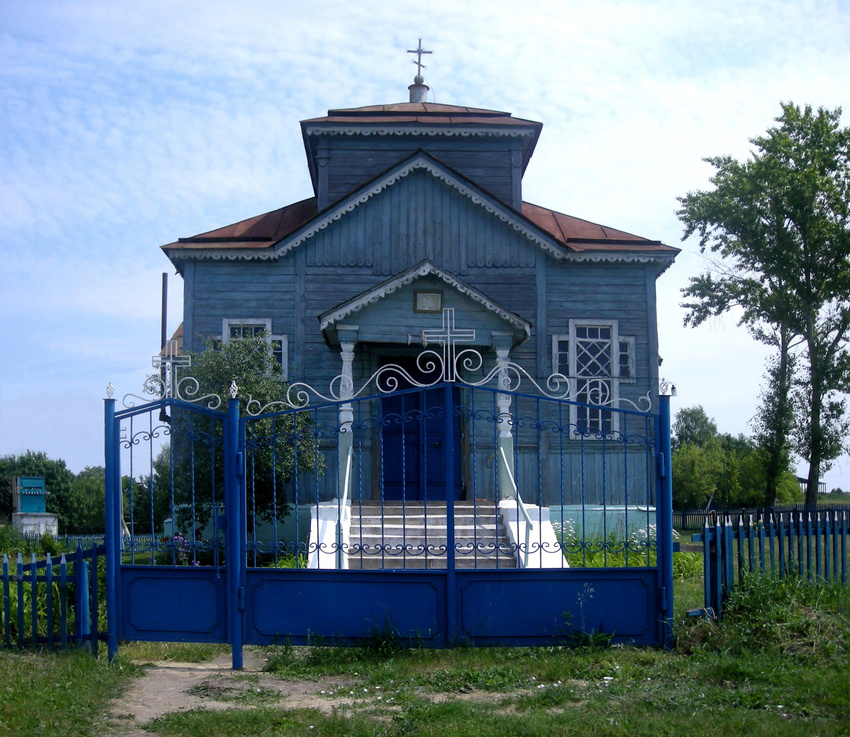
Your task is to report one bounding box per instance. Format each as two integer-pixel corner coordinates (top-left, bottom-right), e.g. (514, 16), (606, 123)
(678, 103), (850, 507)
(672, 405), (718, 450)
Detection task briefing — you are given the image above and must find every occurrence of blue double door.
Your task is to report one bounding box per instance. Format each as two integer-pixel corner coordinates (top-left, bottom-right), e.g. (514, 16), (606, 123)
(379, 357), (462, 501)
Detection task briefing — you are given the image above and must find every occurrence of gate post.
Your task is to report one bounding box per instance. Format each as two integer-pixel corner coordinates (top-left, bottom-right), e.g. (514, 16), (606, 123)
(443, 382), (456, 644)
(657, 394), (674, 649)
(224, 396), (244, 669)
(104, 396), (119, 661)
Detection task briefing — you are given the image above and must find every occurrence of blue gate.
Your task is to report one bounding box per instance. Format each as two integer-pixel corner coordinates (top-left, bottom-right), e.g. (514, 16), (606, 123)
(104, 351), (674, 667)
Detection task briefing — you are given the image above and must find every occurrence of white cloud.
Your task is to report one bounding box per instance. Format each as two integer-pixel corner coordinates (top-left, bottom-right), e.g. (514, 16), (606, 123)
(1, 0), (849, 488)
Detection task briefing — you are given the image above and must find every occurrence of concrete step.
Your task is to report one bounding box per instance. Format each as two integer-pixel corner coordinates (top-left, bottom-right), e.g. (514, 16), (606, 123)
(345, 502), (517, 570)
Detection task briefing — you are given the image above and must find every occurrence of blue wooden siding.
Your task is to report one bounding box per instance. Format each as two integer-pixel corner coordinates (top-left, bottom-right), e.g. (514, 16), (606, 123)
(322, 137), (520, 210)
(306, 170), (537, 274)
(545, 261), (656, 407)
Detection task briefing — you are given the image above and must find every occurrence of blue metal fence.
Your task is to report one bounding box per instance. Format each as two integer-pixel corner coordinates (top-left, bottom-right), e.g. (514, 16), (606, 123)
(693, 511), (849, 616)
(1, 544), (103, 652)
(104, 370), (675, 663)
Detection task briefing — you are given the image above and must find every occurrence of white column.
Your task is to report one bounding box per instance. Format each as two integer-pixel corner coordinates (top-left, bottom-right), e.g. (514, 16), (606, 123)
(495, 345), (515, 500)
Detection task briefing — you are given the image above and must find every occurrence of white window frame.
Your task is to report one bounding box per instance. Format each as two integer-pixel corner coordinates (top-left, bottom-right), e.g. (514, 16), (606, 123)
(618, 335), (636, 384)
(222, 318), (288, 380)
(551, 321), (634, 437)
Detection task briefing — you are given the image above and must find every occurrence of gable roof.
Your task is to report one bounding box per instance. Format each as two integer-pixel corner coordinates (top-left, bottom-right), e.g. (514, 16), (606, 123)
(319, 259), (532, 342)
(163, 153), (678, 270)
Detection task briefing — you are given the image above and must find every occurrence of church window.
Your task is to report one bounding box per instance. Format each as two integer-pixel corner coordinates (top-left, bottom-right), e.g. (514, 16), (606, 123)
(551, 321), (634, 435)
(222, 319), (288, 379)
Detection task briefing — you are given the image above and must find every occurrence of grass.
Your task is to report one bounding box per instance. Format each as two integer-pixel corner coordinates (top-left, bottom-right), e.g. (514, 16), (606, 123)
(0, 648), (137, 737)
(149, 573), (850, 737)
(2, 572), (849, 737)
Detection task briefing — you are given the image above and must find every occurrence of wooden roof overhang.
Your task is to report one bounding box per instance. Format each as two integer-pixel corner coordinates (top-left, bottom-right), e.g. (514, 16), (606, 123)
(161, 153), (679, 275)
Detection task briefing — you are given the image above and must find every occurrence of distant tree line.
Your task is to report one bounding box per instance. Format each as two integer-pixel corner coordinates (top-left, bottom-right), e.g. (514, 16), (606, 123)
(0, 450), (170, 536)
(671, 405), (802, 510)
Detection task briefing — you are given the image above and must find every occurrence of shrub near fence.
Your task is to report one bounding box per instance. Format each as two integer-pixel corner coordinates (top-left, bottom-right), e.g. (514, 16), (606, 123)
(1, 544), (104, 653)
(693, 510), (849, 616)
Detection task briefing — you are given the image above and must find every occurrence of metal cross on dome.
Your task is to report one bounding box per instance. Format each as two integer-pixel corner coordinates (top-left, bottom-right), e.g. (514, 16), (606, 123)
(421, 308), (476, 382)
(152, 339), (191, 398)
(407, 37), (433, 77)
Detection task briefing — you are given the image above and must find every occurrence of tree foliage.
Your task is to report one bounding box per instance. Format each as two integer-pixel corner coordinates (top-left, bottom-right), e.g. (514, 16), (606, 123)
(0, 451), (75, 533)
(160, 336), (321, 531)
(672, 406), (718, 450)
(678, 103), (850, 506)
(671, 406), (800, 509)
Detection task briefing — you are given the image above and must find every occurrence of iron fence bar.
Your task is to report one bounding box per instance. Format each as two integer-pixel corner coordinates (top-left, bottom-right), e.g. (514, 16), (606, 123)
(104, 397), (119, 659)
(491, 389), (499, 569)
(657, 394), (674, 648)
(224, 397), (243, 670)
(444, 382), (456, 644)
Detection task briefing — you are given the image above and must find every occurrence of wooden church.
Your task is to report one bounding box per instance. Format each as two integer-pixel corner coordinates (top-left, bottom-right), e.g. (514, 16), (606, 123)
(159, 56), (678, 569)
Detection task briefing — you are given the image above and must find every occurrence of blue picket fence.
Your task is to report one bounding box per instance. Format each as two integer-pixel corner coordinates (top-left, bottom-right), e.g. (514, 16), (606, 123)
(1, 544), (104, 653)
(693, 510), (849, 616)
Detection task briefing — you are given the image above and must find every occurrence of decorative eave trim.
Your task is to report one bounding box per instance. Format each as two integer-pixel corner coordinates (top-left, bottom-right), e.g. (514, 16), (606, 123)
(302, 124), (537, 139)
(318, 260), (532, 338)
(163, 155), (677, 272)
(561, 251), (677, 268)
(165, 245), (678, 271)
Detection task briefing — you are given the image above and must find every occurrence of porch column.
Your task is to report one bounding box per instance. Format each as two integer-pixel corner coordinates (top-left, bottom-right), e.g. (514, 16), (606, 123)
(337, 337), (356, 499)
(495, 343), (515, 500)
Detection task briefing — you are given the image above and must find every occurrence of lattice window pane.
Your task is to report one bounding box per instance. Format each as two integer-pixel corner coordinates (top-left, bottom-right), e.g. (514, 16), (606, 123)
(229, 323), (267, 340)
(575, 326), (612, 377)
(619, 337), (634, 381)
(556, 339), (570, 375)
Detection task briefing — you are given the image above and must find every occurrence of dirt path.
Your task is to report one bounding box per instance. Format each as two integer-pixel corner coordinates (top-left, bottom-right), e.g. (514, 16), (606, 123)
(105, 649), (359, 736)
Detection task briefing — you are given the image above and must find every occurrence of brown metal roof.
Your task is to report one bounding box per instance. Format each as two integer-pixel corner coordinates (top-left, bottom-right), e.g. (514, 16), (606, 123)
(162, 198), (319, 251)
(521, 202), (677, 253)
(163, 196), (676, 258)
(302, 102), (539, 129)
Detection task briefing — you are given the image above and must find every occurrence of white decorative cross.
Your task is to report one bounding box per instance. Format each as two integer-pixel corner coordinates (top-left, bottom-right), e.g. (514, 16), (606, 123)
(421, 308), (476, 382)
(407, 37), (433, 78)
(151, 340), (192, 398)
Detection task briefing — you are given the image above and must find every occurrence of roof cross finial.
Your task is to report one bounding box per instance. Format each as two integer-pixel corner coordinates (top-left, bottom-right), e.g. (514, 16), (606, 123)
(407, 37), (433, 82)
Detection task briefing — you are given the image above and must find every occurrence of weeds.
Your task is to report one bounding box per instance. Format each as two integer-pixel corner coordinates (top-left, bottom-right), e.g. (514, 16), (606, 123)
(677, 572), (850, 661)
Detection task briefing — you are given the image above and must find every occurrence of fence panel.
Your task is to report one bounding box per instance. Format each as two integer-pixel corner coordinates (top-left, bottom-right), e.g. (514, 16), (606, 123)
(694, 511), (850, 615)
(0, 544), (104, 651)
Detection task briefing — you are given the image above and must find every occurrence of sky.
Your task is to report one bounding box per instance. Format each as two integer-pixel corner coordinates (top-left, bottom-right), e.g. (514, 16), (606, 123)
(1, 0), (850, 490)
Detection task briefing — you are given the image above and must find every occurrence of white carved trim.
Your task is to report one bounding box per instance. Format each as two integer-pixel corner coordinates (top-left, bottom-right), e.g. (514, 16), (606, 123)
(319, 260), (531, 337)
(166, 247), (675, 272)
(303, 125), (536, 139)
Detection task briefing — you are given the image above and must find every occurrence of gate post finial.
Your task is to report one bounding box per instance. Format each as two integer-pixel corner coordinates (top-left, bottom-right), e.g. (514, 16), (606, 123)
(229, 380), (239, 399)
